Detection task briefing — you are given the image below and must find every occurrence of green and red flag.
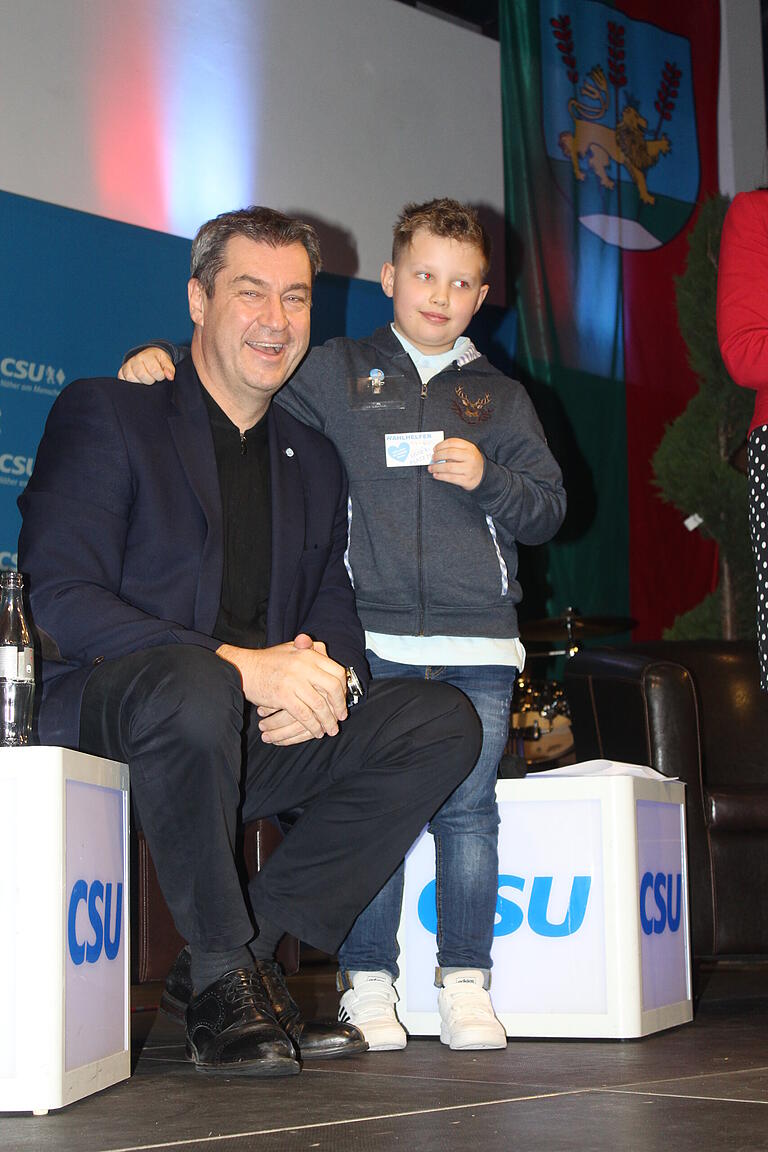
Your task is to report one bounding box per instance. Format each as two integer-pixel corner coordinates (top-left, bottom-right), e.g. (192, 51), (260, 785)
(501, 0), (720, 637)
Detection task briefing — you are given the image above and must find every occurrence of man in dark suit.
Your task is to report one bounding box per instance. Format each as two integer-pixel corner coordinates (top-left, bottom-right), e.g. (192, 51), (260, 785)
(18, 207), (480, 1079)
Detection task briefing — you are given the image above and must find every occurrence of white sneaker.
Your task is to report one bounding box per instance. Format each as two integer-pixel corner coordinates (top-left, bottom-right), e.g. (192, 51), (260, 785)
(438, 970), (507, 1050)
(338, 971), (407, 1051)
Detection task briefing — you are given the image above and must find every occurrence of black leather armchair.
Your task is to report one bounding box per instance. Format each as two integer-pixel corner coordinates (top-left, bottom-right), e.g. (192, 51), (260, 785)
(565, 641), (768, 959)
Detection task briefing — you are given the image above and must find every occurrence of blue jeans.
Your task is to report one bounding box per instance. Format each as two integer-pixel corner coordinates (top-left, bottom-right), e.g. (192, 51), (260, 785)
(337, 654), (515, 981)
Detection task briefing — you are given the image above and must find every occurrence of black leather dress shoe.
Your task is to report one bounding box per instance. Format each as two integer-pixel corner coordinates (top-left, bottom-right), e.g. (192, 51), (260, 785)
(160, 945), (193, 1021)
(164, 947), (367, 1060)
(185, 967), (300, 1077)
(254, 959), (368, 1061)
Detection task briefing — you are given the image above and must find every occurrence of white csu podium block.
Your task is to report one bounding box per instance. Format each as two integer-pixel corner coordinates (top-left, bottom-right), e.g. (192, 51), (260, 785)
(396, 775), (692, 1039)
(0, 746), (130, 1114)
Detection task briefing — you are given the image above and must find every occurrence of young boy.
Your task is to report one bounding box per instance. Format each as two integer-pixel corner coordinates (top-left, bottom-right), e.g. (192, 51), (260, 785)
(119, 199), (566, 1051)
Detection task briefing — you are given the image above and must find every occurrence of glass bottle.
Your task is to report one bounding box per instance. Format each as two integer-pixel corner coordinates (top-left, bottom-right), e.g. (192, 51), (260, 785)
(0, 571), (34, 746)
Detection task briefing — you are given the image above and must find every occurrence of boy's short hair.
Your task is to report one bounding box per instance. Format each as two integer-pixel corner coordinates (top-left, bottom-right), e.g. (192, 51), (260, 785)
(392, 198), (491, 277)
(191, 206), (322, 297)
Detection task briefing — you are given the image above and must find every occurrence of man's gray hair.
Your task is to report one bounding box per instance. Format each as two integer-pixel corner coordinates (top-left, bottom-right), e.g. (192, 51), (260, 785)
(190, 206), (322, 296)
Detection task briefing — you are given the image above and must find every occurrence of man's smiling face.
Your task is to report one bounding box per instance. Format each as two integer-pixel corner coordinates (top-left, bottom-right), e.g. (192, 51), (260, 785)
(189, 234), (312, 423)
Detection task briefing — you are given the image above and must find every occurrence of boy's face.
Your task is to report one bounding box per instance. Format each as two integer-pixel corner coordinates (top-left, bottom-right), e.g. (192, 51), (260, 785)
(381, 229), (489, 356)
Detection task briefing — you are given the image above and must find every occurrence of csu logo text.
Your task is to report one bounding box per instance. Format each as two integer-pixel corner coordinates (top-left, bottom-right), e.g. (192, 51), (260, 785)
(418, 874), (592, 939)
(0, 455), (33, 478)
(0, 358), (66, 388)
(67, 879), (123, 965)
(639, 871), (682, 936)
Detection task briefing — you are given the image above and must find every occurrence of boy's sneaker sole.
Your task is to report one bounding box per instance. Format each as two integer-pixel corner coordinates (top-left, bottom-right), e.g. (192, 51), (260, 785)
(439, 1023), (507, 1050)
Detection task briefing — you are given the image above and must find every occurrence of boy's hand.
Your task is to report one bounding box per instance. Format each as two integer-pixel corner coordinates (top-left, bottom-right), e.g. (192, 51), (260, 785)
(428, 438), (485, 491)
(117, 348), (175, 384)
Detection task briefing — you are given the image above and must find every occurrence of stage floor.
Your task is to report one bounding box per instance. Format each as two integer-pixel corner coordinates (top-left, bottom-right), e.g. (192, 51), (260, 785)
(3, 961), (768, 1151)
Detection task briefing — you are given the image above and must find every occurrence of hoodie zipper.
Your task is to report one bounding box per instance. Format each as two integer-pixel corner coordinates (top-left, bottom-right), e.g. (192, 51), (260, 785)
(415, 361), (462, 634)
(415, 364), (427, 634)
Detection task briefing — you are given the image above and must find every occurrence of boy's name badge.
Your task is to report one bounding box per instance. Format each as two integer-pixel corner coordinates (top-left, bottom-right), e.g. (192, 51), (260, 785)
(385, 430), (443, 468)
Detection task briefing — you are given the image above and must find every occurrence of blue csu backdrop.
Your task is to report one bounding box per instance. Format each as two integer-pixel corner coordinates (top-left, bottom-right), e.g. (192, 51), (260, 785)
(0, 190), (517, 571)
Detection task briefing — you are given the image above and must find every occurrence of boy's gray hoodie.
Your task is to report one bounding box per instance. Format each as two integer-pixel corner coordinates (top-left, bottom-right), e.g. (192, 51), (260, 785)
(275, 325), (565, 641)
(133, 326), (566, 640)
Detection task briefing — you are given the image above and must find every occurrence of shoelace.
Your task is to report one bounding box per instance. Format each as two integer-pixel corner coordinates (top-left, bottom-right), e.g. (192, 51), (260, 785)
(254, 959), (288, 991)
(219, 968), (272, 1015)
(253, 960), (301, 1028)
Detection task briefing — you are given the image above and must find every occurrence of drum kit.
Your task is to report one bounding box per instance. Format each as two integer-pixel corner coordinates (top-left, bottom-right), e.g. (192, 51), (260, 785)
(508, 609), (635, 767)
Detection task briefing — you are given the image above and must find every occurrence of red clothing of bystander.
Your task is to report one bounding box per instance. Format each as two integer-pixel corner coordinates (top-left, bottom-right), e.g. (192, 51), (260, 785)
(717, 189), (768, 433)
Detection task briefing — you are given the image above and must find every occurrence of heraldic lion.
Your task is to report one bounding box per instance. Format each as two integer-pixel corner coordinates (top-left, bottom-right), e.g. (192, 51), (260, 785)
(558, 66), (671, 205)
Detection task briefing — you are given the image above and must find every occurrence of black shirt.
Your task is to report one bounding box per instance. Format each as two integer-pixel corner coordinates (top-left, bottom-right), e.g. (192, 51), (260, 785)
(201, 381), (271, 649)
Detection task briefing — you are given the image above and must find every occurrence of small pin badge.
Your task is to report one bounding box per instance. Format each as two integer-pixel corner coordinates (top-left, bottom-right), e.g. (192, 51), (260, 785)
(369, 368), (385, 394)
(285, 447), (294, 457)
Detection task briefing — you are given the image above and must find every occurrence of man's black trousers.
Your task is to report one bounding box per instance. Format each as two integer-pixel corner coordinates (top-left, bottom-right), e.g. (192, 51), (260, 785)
(79, 645), (481, 955)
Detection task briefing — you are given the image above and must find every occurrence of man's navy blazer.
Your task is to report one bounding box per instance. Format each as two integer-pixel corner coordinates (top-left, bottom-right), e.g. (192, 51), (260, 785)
(18, 356), (367, 748)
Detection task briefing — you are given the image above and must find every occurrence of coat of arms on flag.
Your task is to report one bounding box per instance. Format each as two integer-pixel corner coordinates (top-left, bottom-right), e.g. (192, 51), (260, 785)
(541, 0), (698, 250)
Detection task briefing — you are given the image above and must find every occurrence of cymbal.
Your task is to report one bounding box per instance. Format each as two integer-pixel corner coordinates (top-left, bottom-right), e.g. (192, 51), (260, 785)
(520, 613), (637, 642)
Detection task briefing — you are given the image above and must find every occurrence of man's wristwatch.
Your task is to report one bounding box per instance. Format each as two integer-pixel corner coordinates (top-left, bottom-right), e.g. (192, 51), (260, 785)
(346, 666), (363, 707)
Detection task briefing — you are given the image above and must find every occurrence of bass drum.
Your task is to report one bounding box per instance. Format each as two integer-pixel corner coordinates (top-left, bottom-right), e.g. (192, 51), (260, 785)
(509, 675), (574, 765)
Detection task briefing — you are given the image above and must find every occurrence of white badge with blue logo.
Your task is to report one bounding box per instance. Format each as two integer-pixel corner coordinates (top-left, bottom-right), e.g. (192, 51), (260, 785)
(385, 430), (443, 468)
